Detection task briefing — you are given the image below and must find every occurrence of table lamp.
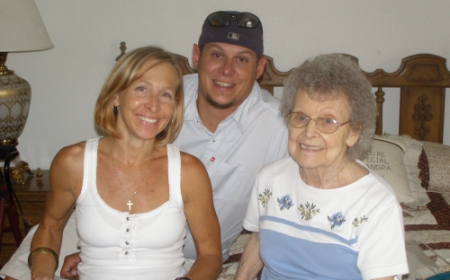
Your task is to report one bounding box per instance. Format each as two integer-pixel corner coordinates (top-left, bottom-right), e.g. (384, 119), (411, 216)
(0, 0), (53, 183)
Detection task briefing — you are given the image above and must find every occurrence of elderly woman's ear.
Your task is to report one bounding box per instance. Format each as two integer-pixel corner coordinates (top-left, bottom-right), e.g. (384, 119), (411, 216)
(345, 127), (361, 147)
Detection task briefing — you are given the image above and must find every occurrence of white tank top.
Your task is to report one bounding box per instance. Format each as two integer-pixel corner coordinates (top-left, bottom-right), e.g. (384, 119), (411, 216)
(76, 138), (186, 280)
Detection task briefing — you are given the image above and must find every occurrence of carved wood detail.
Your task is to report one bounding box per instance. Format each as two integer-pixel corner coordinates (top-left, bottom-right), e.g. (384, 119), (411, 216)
(374, 87), (385, 135)
(115, 41), (127, 62)
(365, 54), (450, 143)
(258, 56), (291, 95)
(412, 95), (433, 140)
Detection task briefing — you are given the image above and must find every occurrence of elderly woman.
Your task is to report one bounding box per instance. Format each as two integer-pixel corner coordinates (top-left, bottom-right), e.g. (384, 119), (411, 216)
(28, 46), (221, 280)
(235, 54), (408, 280)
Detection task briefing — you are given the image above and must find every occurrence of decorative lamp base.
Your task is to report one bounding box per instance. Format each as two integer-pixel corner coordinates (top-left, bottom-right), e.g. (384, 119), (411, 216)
(0, 53), (33, 185)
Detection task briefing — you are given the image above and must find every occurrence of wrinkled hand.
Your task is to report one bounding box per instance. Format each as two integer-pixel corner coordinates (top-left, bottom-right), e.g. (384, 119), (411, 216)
(60, 252), (81, 279)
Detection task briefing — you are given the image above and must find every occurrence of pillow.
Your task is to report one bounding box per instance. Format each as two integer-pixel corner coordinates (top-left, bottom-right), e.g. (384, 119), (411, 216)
(422, 141), (450, 194)
(359, 134), (429, 207)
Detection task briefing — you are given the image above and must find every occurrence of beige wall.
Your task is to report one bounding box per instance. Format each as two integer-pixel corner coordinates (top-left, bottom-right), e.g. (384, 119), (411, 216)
(6, 0), (450, 169)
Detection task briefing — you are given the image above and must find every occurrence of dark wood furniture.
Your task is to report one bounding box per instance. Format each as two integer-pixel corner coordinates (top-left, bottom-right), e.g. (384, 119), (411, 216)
(363, 54), (450, 143)
(0, 170), (49, 268)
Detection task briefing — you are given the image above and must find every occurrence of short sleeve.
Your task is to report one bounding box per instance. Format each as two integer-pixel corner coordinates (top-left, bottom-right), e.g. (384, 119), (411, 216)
(243, 179), (262, 232)
(357, 199), (409, 279)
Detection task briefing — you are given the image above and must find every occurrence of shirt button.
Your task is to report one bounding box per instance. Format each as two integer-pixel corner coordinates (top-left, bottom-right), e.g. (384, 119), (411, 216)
(126, 217), (130, 221)
(125, 251), (128, 255)
(126, 241), (129, 245)
(126, 228), (129, 232)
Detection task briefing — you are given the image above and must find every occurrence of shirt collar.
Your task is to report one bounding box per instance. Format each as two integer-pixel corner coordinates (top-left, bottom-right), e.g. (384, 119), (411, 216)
(183, 74), (201, 121)
(227, 82), (262, 133)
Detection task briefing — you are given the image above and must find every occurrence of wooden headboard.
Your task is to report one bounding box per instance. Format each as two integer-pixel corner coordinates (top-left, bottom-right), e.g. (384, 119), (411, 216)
(364, 55), (450, 143)
(116, 42), (450, 143)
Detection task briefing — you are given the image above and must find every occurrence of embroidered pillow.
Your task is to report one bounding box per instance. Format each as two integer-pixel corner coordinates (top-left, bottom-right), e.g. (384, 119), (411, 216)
(359, 134), (428, 207)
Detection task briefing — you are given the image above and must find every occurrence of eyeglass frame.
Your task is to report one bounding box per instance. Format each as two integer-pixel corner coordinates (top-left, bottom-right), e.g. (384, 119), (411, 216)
(286, 111), (351, 134)
(206, 11), (261, 29)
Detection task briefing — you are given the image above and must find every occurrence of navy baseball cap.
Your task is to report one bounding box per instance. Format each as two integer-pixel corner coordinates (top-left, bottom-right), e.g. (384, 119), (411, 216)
(198, 11), (264, 57)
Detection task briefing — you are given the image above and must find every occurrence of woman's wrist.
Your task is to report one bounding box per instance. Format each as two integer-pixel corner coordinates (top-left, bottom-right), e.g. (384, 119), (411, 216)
(28, 247), (59, 269)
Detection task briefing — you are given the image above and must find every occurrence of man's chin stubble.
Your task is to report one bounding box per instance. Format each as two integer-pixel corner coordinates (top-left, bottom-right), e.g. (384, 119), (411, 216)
(206, 95), (235, 109)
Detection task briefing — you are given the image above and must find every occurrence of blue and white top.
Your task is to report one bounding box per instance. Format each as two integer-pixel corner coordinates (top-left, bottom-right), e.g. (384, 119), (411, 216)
(243, 157), (409, 280)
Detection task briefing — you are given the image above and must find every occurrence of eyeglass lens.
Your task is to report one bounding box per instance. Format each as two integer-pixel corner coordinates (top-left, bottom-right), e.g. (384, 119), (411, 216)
(207, 12), (231, 27)
(207, 12), (260, 29)
(288, 113), (342, 134)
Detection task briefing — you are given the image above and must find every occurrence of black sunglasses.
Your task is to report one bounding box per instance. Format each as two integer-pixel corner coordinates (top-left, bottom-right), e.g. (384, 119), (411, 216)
(206, 11), (261, 29)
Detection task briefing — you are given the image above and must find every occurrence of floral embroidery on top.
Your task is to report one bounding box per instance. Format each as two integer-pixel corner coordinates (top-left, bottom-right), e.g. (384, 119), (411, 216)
(352, 215), (368, 227)
(258, 189), (272, 207)
(328, 212), (346, 229)
(298, 202), (320, 221)
(277, 194), (294, 210)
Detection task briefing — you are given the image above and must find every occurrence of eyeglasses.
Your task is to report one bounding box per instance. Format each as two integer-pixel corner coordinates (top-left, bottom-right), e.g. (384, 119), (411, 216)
(287, 112), (350, 134)
(206, 11), (261, 29)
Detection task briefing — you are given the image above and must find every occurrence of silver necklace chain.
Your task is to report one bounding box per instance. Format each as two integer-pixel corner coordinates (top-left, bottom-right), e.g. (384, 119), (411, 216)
(110, 141), (151, 211)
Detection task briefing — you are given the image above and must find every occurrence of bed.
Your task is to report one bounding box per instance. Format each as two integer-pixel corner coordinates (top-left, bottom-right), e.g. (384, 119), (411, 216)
(97, 44), (450, 278)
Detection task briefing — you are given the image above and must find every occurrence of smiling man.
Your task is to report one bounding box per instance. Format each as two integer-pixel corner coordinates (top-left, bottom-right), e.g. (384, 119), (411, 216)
(174, 11), (288, 264)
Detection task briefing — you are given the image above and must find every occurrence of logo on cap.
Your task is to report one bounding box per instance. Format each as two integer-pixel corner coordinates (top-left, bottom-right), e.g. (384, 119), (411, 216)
(227, 32), (240, 41)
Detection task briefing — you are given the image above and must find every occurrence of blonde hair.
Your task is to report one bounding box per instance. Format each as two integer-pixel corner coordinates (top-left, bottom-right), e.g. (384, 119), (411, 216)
(94, 46), (184, 145)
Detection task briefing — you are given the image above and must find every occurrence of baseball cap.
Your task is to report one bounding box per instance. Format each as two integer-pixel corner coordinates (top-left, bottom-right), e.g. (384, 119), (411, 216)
(198, 11), (264, 57)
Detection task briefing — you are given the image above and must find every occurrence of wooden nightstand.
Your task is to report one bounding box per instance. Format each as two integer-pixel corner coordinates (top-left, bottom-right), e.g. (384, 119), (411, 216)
(1, 170), (49, 267)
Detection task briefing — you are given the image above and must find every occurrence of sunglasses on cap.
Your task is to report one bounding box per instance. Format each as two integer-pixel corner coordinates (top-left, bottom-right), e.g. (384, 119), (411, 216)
(206, 11), (261, 29)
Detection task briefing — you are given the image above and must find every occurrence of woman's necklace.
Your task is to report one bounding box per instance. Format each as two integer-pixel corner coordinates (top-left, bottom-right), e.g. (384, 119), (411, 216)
(110, 141), (151, 211)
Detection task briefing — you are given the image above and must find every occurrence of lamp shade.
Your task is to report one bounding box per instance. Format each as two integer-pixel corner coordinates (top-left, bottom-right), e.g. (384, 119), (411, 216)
(0, 0), (53, 52)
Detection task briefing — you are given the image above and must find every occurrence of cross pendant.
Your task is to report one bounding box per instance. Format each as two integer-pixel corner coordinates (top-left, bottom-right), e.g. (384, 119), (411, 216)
(127, 199), (133, 211)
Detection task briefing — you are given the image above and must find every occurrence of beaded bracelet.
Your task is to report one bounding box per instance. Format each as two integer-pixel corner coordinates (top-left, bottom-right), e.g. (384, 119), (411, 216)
(28, 247), (59, 268)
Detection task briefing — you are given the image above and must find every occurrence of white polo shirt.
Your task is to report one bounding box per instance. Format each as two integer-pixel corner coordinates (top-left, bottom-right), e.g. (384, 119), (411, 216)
(174, 74), (289, 261)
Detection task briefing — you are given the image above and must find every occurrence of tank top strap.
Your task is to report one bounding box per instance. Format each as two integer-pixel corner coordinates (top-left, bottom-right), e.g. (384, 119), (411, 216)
(166, 144), (182, 207)
(77, 137), (100, 203)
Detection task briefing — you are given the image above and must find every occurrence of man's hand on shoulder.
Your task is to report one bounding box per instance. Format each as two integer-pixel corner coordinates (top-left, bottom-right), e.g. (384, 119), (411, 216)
(60, 252), (81, 279)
